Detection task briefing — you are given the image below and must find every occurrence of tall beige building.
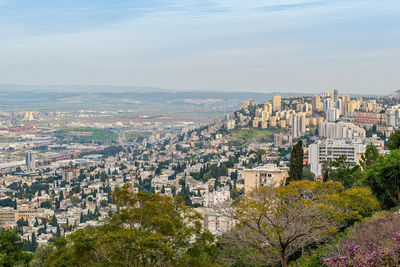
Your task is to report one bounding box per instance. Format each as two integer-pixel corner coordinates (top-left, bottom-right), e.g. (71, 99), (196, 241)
(312, 94), (321, 111)
(272, 95), (282, 111)
(244, 164), (289, 193)
(264, 102), (273, 113)
(342, 95), (351, 115)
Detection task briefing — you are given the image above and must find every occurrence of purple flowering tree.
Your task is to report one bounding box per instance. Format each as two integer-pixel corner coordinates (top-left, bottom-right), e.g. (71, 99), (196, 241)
(322, 233), (400, 266)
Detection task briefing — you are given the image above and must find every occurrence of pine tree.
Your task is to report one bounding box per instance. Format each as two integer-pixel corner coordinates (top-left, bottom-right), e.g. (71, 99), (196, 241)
(23, 237), (31, 251)
(31, 232), (38, 252)
(55, 198), (60, 210)
(94, 206), (100, 217)
(51, 214), (58, 227)
(287, 140), (304, 183)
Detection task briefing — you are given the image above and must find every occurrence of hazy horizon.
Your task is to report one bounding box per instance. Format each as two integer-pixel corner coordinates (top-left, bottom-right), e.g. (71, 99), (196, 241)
(0, 0), (399, 94)
(0, 83), (386, 96)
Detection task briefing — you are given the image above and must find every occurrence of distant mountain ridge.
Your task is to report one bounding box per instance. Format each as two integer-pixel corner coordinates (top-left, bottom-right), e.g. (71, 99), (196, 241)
(0, 84), (166, 93)
(0, 84), (383, 111)
(0, 83), (309, 96)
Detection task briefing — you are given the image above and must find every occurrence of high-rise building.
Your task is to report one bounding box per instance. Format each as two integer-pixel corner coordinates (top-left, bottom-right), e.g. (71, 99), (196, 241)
(341, 95), (351, 116)
(386, 105), (400, 126)
(292, 115), (298, 138)
(335, 98), (342, 116)
(321, 91), (330, 98)
(274, 133), (282, 147)
(332, 89), (339, 103)
(264, 102), (273, 113)
(323, 98), (333, 112)
(326, 109), (338, 122)
(291, 114), (306, 138)
(26, 152), (36, 171)
(272, 95), (281, 111)
(299, 115), (306, 134)
(312, 95), (321, 111)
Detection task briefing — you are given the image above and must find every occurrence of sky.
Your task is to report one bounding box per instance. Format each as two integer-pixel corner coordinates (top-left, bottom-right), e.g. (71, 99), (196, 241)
(0, 0), (399, 94)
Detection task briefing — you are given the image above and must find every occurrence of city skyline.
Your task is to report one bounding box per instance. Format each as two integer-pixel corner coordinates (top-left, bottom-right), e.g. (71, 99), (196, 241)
(0, 0), (399, 94)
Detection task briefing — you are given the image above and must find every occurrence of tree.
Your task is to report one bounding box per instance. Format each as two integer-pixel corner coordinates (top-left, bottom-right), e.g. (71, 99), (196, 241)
(50, 214), (58, 227)
(219, 164), (228, 177)
(0, 230), (33, 266)
(40, 200), (52, 209)
(387, 130), (400, 150)
(329, 212), (400, 258)
(366, 149), (400, 209)
(302, 167), (315, 181)
(322, 155), (363, 189)
(30, 244), (55, 267)
(287, 140), (304, 183)
(218, 181), (379, 267)
(360, 144), (380, 170)
(323, 232), (400, 266)
(55, 198), (60, 210)
(45, 185), (215, 266)
(31, 232), (38, 252)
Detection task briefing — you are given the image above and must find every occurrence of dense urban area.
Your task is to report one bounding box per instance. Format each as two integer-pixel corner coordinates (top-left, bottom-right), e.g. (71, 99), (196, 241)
(2, 89), (400, 266)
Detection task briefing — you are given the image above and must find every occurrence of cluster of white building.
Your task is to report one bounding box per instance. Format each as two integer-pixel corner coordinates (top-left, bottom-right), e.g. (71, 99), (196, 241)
(318, 121), (366, 140)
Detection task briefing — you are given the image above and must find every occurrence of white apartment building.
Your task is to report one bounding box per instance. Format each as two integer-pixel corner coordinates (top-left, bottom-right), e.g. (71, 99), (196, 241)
(386, 105), (400, 127)
(202, 186), (231, 207)
(291, 114), (306, 139)
(318, 121), (366, 140)
(195, 207), (236, 235)
(309, 139), (366, 176)
(326, 108), (339, 122)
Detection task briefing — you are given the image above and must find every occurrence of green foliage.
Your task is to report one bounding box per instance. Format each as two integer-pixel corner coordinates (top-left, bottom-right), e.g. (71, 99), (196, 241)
(359, 144), (380, 170)
(387, 130), (400, 150)
(44, 185), (216, 266)
(30, 244), (55, 267)
(322, 155), (363, 189)
(287, 140), (304, 183)
(97, 146), (124, 157)
(303, 167), (315, 181)
(0, 198), (15, 208)
(54, 127), (117, 144)
(40, 201), (52, 209)
(365, 149), (400, 209)
(0, 230), (33, 267)
(125, 131), (152, 142)
(191, 163), (229, 183)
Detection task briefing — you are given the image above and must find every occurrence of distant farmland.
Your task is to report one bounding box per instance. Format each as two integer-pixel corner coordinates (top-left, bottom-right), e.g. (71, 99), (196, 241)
(54, 127), (117, 144)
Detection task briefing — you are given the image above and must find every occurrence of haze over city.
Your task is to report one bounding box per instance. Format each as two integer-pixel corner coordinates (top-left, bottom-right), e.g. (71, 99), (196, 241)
(2, 1), (400, 267)
(0, 0), (399, 94)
